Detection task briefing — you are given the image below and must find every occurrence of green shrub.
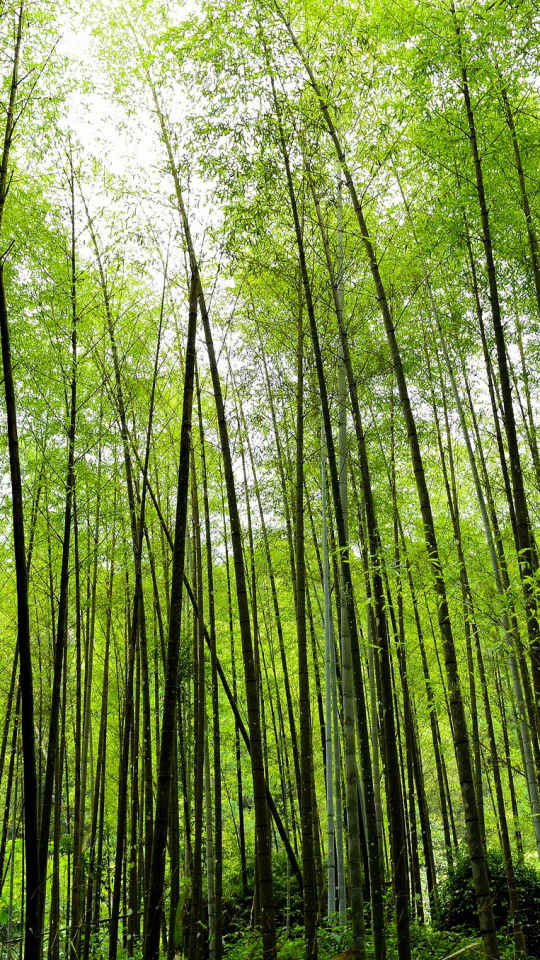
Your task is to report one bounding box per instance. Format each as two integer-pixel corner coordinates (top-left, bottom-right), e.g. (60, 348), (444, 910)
(435, 849), (540, 958)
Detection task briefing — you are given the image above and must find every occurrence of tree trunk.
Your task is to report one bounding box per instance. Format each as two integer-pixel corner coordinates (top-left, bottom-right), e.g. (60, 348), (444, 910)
(143, 275), (198, 960)
(295, 308), (318, 958)
(0, 8), (40, 940)
(37, 269), (78, 946)
(197, 368), (222, 960)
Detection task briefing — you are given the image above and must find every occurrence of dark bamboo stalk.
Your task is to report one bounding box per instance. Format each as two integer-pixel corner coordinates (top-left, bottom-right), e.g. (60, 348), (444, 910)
(229, 356), (301, 811)
(295, 306), (318, 958)
(37, 253), (78, 946)
(143, 275), (198, 960)
(196, 368), (222, 960)
(0, 8), (39, 953)
(188, 458), (205, 960)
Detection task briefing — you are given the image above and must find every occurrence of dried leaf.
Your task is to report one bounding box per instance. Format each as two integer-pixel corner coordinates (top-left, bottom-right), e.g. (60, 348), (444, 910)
(440, 943), (483, 960)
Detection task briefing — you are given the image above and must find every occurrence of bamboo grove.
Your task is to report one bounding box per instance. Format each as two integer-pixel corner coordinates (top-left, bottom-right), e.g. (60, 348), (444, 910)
(2, 0), (540, 959)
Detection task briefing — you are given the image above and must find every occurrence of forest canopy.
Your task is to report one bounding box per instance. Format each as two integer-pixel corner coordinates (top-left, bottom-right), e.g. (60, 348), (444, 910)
(1, 2), (540, 960)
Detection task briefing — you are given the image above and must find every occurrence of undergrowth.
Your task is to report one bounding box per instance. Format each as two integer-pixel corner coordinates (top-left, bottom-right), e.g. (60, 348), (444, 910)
(222, 921), (488, 960)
